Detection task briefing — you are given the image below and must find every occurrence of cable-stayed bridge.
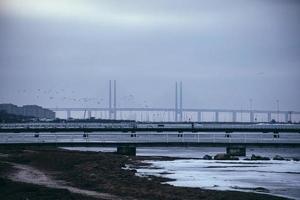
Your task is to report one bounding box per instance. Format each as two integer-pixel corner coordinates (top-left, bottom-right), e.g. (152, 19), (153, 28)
(49, 80), (300, 123)
(50, 107), (300, 123)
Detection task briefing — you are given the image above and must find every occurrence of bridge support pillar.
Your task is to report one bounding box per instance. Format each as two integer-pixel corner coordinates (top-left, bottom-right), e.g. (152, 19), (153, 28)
(113, 80), (117, 120)
(226, 146), (246, 156)
(197, 112), (201, 122)
(67, 110), (71, 119)
(232, 111), (237, 122)
(215, 112), (219, 122)
(113, 111), (117, 120)
(267, 112), (272, 122)
(285, 112), (289, 123)
(250, 112), (254, 123)
(117, 146), (136, 156)
(175, 81), (183, 122)
(289, 112), (292, 122)
(108, 80), (117, 120)
(88, 111), (92, 119)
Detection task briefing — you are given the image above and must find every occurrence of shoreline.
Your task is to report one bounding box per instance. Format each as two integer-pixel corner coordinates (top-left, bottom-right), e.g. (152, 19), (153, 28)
(0, 146), (292, 200)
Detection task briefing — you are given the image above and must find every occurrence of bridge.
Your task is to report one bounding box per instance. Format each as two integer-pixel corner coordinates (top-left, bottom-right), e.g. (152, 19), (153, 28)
(49, 81), (300, 123)
(0, 122), (300, 148)
(50, 107), (300, 123)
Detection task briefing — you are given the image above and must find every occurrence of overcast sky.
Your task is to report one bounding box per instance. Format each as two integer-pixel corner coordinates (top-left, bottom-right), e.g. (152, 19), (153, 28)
(0, 0), (299, 111)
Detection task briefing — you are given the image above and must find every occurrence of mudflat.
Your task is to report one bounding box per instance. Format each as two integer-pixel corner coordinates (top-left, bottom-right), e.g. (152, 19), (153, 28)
(0, 146), (291, 200)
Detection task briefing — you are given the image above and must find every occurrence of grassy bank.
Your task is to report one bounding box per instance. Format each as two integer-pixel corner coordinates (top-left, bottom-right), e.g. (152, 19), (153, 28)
(0, 146), (290, 200)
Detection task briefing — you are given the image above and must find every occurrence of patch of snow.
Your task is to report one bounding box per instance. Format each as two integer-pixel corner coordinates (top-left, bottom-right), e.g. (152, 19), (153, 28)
(136, 159), (300, 200)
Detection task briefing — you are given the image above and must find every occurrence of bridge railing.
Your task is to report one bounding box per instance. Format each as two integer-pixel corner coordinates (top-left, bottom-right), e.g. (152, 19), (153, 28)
(1, 122), (300, 131)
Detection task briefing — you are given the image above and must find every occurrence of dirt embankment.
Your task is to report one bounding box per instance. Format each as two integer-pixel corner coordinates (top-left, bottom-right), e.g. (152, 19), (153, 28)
(0, 147), (291, 200)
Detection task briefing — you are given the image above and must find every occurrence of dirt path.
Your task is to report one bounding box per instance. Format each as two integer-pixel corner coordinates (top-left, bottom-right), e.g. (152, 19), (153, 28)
(7, 162), (123, 200)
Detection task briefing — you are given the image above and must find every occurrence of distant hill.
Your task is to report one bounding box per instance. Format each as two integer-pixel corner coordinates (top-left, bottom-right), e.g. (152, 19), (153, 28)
(0, 110), (36, 123)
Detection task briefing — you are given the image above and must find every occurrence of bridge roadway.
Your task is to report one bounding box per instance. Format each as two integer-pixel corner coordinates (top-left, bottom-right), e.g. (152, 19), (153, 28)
(0, 123), (300, 147)
(0, 122), (300, 133)
(49, 107), (300, 122)
(50, 107), (300, 113)
(0, 132), (300, 147)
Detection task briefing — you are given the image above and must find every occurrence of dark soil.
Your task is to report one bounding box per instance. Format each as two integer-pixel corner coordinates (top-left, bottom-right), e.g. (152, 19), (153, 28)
(0, 162), (99, 200)
(0, 177), (101, 200)
(0, 146), (291, 200)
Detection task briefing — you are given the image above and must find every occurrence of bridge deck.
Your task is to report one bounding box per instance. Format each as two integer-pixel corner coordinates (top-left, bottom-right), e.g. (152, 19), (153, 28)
(1, 132), (300, 147)
(1, 123), (300, 133)
(1, 123), (300, 147)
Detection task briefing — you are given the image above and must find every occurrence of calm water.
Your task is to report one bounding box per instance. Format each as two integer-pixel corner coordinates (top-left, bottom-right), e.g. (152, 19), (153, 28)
(63, 146), (300, 200)
(62, 146), (300, 159)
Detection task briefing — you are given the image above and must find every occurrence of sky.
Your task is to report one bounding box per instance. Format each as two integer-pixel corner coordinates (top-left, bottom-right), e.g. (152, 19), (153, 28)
(0, 0), (299, 111)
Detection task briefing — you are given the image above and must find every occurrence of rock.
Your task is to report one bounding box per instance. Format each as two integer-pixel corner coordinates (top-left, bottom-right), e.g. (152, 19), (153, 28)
(293, 158), (300, 161)
(117, 146), (136, 156)
(226, 147), (246, 156)
(232, 186), (269, 193)
(251, 154), (270, 161)
(214, 153), (229, 160)
(89, 173), (97, 179)
(203, 155), (212, 160)
(254, 187), (270, 193)
(214, 153), (239, 160)
(273, 155), (285, 161)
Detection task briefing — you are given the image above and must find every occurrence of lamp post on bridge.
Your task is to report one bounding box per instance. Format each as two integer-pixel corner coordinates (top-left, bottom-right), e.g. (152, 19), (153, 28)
(249, 98), (254, 123)
(276, 100), (279, 122)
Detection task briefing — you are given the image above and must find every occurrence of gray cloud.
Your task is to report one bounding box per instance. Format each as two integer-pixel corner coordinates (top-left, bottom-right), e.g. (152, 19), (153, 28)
(0, 0), (299, 111)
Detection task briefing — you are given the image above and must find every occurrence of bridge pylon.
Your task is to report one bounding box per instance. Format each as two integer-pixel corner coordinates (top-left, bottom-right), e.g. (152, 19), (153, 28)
(109, 80), (117, 120)
(175, 81), (183, 122)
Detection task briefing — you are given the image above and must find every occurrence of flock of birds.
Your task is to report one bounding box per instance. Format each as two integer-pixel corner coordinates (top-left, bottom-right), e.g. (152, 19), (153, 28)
(16, 88), (148, 107)
(17, 89), (103, 104)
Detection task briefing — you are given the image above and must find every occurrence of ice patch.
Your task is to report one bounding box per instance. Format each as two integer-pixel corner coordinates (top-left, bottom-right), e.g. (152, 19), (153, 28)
(136, 159), (300, 200)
